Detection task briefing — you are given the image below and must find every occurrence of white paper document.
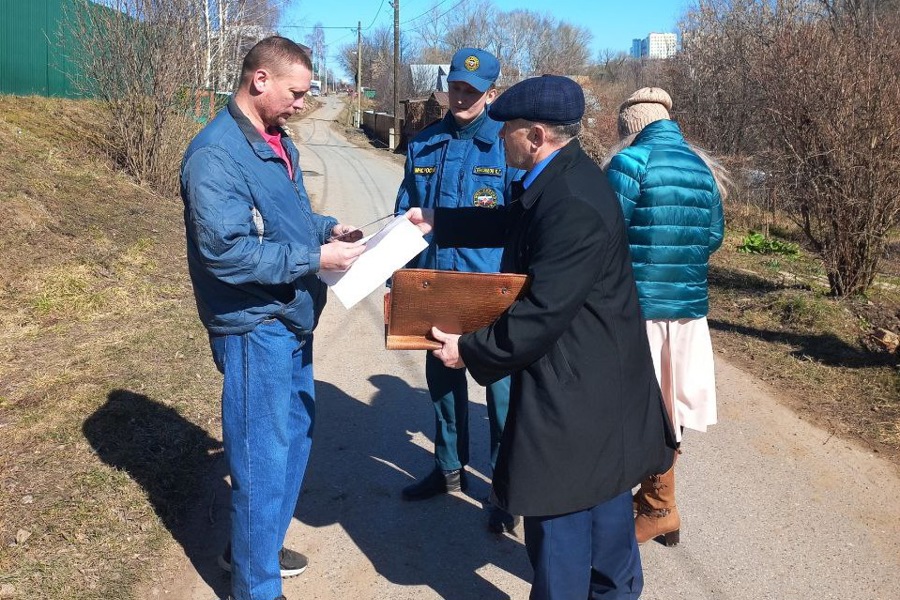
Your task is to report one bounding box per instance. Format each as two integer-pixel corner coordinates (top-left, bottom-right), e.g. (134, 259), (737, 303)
(318, 215), (428, 309)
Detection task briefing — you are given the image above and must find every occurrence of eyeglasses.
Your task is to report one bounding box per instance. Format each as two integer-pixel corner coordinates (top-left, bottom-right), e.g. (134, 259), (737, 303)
(329, 212), (400, 242)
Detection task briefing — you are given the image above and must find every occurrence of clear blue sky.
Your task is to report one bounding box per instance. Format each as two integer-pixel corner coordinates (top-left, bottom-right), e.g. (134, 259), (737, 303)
(278, 0), (690, 81)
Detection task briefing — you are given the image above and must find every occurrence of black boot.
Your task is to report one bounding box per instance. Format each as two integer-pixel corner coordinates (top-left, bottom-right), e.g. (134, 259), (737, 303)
(402, 467), (467, 501)
(487, 504), (520, 534)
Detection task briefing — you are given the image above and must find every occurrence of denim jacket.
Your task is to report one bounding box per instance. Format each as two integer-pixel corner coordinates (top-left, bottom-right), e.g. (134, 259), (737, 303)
(181, 100), (337, 335)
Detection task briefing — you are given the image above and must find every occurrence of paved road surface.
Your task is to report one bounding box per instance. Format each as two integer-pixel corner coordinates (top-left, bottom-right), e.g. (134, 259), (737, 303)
(165, 97), (900, 600)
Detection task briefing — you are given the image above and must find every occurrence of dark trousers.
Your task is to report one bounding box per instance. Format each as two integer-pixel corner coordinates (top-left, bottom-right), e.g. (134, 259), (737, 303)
(424, 352), (510, 472)
(523, 490), (643, 600)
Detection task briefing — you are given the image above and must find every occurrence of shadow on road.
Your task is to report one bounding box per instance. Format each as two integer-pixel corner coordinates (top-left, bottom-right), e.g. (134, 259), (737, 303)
(83, 378), (531, 599)
(298, 374), (531, 598)
(82, 389), (230, 598)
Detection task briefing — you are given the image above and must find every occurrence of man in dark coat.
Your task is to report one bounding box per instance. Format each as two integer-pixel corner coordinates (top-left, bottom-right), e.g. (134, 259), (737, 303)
(406, 75), (676, 599)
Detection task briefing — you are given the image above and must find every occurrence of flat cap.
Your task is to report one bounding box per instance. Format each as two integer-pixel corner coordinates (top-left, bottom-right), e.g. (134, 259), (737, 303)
(489, 75), (584, 125)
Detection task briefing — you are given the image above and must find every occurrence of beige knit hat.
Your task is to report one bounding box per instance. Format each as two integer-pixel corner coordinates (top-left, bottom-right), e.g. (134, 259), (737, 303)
(617, 87), (673, 137)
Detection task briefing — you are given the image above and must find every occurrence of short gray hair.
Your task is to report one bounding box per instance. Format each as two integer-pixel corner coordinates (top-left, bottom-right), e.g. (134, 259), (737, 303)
(540, 121), (581, 143)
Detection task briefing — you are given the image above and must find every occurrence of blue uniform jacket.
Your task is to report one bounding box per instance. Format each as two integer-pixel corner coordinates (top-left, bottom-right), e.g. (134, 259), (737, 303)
(395, 111), (524, 273)
(606, 119), (724, 320)
(180, 100), (337, 335)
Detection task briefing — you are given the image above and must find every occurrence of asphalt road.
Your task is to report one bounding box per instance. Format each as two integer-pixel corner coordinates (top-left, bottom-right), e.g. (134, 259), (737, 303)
(167, 96), (900, 600)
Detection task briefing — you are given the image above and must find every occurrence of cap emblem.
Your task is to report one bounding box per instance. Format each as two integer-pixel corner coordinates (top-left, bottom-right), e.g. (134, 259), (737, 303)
(464, 55), (480, 71)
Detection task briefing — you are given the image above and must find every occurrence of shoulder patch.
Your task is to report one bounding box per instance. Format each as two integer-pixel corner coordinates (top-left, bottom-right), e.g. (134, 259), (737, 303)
(473, 166), (503, 177)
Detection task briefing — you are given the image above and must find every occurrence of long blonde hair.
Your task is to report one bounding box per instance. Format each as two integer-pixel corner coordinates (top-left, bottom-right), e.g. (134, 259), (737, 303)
(601, 127), (731, 202)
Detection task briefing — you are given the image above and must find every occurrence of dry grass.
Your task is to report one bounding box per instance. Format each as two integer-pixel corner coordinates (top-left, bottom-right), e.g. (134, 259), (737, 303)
(709, 206), (900, 457)
(0, 95), (222, 598)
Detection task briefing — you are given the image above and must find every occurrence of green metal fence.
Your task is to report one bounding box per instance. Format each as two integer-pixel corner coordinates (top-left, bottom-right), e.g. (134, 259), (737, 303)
(0, 0), (88, 97)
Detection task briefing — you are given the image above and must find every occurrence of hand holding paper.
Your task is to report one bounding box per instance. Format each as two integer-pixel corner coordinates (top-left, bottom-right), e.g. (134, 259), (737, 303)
(320, 238), (365, 271)
(319, 214), (428, 309)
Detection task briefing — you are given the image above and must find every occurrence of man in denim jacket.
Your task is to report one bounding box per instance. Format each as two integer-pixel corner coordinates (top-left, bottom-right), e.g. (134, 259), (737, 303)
(180, 37), (363, 600)
(395, 48), (523, 534)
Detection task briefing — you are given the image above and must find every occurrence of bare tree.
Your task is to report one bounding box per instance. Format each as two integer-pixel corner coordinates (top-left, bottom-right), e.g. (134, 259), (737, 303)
(338, 25), (403, 112)
(190, 0), (282, 92)
(492, 9), (538, 80)
(669, 0), (900, 296)
(306, 22), (326, 80)
(441, 0), (496, 53)
(410, 3), (451, 56)
(530, 21), (592, 75)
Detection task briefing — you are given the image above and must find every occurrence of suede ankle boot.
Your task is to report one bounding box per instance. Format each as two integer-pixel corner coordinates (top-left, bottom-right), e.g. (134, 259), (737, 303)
(634, 464), (680, 546)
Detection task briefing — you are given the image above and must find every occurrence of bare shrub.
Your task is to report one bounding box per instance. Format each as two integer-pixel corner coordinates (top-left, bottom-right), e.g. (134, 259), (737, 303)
(755, 6), (900, 295)
(669, 0), (900, 296)
(64, 1), (280, 194)
(64, 1), (200, 192)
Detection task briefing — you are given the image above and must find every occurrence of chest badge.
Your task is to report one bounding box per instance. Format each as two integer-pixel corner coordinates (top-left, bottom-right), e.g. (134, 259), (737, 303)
(473, 166), (503, 176)
(473, 187), (498, 208)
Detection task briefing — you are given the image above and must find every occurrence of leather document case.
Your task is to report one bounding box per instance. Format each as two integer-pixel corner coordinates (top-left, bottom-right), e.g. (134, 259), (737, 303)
(384, 269), (530, 350)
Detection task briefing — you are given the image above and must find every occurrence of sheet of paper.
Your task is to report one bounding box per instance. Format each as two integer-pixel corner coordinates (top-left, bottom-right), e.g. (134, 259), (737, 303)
(318, 215), (428, 309)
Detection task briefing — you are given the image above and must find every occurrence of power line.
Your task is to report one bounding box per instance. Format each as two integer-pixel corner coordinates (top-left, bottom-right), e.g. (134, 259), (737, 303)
(400, 0), (454, 25)
(280, 0), (388, 32)
(403, 0), (467, 31)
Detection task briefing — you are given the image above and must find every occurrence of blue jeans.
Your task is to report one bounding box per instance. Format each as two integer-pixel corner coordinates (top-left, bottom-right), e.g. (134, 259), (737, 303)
(210, 320), (315, 600)
(425, 352), (510, 472)
(524, 491), (643, 600)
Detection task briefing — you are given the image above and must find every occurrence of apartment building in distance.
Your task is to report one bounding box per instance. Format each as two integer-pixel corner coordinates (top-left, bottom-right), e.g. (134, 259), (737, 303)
(630, 32), (678, 59)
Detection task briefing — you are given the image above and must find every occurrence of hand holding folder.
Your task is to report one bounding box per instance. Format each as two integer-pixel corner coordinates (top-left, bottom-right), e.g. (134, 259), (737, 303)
(384, 269), (530, 350)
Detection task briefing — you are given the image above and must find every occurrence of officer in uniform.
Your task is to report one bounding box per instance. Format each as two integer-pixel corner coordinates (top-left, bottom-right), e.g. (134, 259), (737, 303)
(395, 47), (524, 533)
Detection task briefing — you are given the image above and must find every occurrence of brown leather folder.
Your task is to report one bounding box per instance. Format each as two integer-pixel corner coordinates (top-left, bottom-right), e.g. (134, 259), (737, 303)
(384, 269), (529, 350)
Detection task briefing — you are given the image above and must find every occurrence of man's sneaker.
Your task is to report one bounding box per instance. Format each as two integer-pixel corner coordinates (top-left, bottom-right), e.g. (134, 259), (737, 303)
(487, 505), (521, 534)
(218, 544), (308, 578)
(401, 467), (468, 501)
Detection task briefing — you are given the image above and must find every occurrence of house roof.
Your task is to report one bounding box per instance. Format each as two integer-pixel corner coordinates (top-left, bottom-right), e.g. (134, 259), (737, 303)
(410, 64), (452, 93)
(431, 91), (450, 107)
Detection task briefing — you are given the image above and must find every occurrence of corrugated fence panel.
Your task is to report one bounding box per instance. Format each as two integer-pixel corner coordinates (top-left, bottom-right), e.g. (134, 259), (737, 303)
(0, 0), (86, 97)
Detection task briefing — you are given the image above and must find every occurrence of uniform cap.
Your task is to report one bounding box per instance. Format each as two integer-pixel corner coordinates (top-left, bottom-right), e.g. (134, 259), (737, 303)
(446, 48), (500, 93)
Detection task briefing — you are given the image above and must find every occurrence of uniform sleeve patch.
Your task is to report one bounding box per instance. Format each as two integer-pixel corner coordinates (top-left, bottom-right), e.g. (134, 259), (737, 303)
(414, 166), (436, 175)
(473, 166), (503, 176)
(473, 187), (499, 208)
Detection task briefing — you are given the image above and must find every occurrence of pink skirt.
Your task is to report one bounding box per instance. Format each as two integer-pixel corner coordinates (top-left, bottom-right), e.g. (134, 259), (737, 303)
(645, 317), (717, 443)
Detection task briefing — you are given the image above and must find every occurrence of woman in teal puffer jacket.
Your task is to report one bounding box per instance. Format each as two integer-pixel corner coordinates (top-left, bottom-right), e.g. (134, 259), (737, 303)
(604, 87), (727, 548)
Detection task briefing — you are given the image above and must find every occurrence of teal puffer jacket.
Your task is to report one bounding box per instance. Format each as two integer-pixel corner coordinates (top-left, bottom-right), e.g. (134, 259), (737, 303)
(606, 119), (724, 320)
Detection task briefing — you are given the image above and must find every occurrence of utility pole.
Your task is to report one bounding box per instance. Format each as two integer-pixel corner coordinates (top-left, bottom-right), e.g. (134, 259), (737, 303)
(356, 20), (362, 128)
(393, 0), (400, 149)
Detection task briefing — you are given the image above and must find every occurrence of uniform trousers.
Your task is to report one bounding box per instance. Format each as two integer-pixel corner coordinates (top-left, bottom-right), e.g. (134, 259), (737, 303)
(425, 352), (510, 471)
(523, 490), (643, 600)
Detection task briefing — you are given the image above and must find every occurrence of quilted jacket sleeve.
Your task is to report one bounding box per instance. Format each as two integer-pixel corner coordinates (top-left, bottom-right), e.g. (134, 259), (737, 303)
(605, 147), (650, 228)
